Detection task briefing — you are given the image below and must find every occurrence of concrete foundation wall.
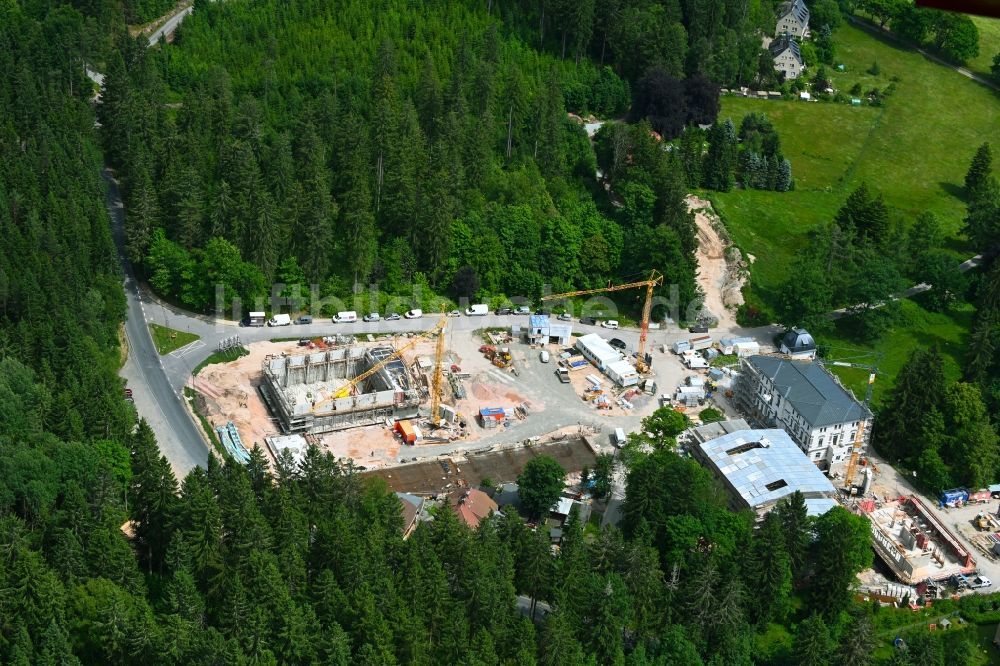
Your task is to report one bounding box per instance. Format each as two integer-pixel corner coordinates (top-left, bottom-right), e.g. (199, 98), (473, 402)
(261, 346), (422, 434)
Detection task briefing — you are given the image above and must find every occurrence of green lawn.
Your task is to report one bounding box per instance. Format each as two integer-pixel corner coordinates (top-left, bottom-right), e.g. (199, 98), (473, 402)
(149, 323), (200, 355)
(708, 22), (998, 393)
(713, 22), (1000, 300)
(823, 300), (972, 406)
(969, 15), (1000, 80)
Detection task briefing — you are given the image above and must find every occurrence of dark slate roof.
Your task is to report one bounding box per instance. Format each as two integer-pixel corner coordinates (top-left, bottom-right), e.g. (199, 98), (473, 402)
(746, 356), (871, 428)
(779, 0), (810, 27)
(769, 35), (802, 62)
(781, 328), (816, 352)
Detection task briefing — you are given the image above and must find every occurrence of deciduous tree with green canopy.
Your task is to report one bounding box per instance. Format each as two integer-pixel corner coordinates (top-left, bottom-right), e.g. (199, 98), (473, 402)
(517, 456), (566, 518)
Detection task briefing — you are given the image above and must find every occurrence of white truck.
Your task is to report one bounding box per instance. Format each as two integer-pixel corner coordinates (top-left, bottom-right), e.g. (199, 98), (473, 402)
(268, 313), (291, 326)
(334, 311), (358, 323)
(465, 304), (489, 316)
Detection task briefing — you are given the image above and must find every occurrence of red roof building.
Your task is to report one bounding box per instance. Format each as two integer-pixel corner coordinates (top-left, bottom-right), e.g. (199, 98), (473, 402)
(448, 488), (498, 529)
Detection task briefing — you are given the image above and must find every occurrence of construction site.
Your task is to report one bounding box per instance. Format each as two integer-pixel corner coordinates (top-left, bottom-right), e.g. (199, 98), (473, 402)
(859, 495), (977, 585)
(364, 430), (599, 495)
(259, 344), (423, 434)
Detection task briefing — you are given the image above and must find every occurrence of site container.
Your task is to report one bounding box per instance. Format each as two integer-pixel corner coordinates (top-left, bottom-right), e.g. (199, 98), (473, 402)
(395, 419), (417, 444)
(940, 488), (970, 507)
(689, 335), (713, 351)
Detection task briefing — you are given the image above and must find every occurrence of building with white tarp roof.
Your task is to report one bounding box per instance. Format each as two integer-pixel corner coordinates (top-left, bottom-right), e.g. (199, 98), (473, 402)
(689, 427), (837, 518)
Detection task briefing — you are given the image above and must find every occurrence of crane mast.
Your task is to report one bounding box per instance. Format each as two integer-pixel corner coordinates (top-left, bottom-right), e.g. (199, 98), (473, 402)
(542, 270), (662, 373)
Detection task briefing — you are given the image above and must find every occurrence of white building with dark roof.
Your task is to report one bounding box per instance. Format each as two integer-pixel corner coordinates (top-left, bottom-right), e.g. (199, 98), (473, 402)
(689, 426), (837, 517)
(779, 328), (817, 359)
(770, 35), (804, 80)
(733, 356), (872, 470)
(777, 0), (810, 37)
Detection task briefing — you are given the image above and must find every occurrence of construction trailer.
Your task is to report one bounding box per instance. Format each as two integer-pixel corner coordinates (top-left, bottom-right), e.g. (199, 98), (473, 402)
(260, 344), (422, 434)
(576, 333), (621, 371)
(606, 360), (639, 387)
(479, 407), (505, 428)
(395, 419), (418, 444)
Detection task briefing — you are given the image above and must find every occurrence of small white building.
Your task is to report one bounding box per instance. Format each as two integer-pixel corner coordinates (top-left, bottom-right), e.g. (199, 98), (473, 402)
(606, 360), (639, 387)
(524, 314), (573, 345)
(779, 328), (817, 359)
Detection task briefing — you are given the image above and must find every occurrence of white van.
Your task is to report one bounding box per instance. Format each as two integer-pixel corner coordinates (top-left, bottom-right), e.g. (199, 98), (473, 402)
(539, 350), (550, 363)
(269, 313), (291, 326)
(334, 311), (358, 323)
(404, 309), (423, 319)
(612, 428), (627, 447)
(601, 320), (619, 330)
(465, 304), (489, 316)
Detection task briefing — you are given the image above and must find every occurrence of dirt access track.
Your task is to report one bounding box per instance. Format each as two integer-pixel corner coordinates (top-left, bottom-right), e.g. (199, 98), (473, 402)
(688, 195), (747, 330)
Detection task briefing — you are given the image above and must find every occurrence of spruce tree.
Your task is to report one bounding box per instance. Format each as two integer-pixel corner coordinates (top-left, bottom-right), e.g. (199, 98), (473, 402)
(874, 347), (946, 461)
(965, 142), (992, 199)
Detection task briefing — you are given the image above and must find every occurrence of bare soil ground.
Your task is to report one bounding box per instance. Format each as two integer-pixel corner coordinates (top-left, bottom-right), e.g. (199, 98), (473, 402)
(687, 195), (746, 330)
(190, 340), (296, 453)
(365, 435), (599, 494)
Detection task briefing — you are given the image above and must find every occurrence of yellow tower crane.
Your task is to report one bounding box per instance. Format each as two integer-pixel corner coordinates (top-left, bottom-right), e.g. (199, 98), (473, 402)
(429, 307), (448, 428)
(834, 362), (877, 494)
(542, 270), (663, 373)
(310, 315), (447, 413)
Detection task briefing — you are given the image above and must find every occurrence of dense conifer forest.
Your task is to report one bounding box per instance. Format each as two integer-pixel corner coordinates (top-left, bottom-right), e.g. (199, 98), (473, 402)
(97, 0), (783, 314)
(4, 0), (1000, 663)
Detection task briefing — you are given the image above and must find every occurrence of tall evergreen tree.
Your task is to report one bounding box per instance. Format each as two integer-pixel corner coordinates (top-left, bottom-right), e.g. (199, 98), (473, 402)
(965, 142), (993, 199)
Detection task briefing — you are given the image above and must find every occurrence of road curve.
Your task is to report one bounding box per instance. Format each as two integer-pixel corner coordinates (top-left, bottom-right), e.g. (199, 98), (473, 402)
(148, 6), (193, 47)
(105, 170), (209, 475)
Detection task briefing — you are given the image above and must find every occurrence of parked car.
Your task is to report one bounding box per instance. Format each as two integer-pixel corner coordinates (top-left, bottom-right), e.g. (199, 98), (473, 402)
(557, 312), (572, 321)
(972, 576), (993, 588)
(495, 307), (513, 315)
(580, 317), (596, 325)
(298, 338), (311, 346)
(608, 338), (627, 351)
(363, 313), (380, 322)
(534, 309), (551, 316)
(555, 367), (571, 383)
(295, 315), (313, 325)
(514, 306), (531, 315)
(539, 350), (550, 363)
(688, 324), (709, 333)
(385, 313), (401, 321)
(601, 320), (619, 329)
(447, 310), (461, 317)
(404, 309), (423, 319)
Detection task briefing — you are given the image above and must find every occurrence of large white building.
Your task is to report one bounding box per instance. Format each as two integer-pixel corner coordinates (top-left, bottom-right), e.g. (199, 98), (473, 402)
(733, 356), (872, 470)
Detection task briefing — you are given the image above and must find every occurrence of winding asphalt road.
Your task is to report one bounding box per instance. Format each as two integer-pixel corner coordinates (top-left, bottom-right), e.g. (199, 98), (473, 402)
(108, 172), (210, 474)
